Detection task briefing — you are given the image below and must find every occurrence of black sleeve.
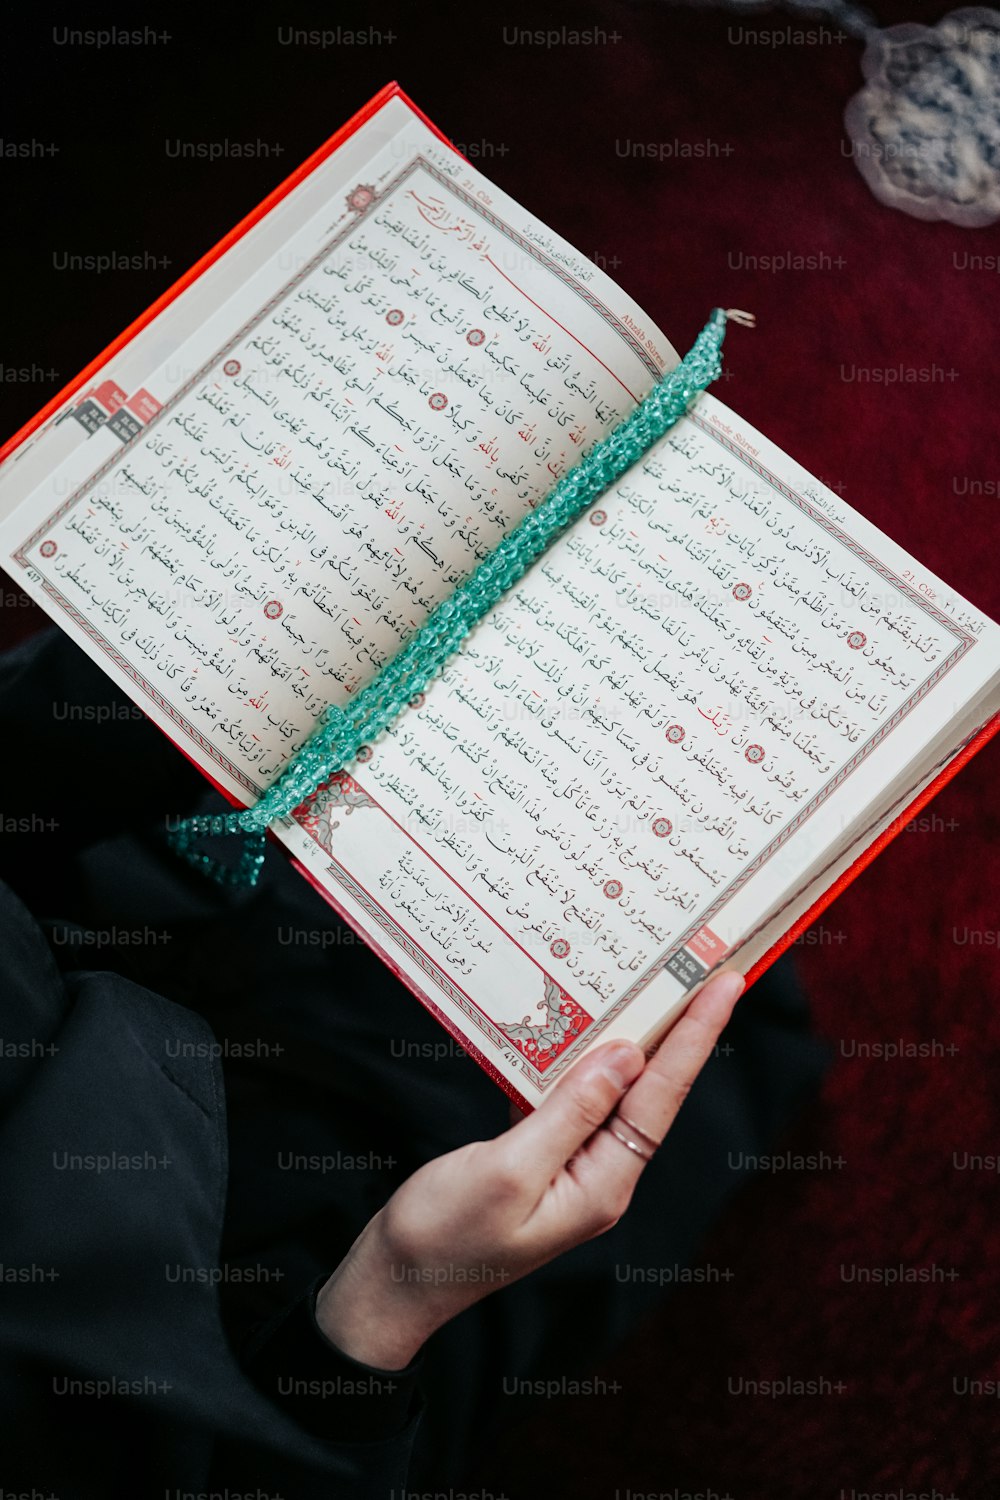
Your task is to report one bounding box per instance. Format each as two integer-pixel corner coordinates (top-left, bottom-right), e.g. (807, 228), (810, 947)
(242, 1274), (425, 1443)
(0, 626), (207, 910)
(0, 872), (428, 1500)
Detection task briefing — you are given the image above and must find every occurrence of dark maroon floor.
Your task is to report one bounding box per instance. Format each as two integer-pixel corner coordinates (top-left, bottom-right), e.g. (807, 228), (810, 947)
(3, 4), (998, 1493)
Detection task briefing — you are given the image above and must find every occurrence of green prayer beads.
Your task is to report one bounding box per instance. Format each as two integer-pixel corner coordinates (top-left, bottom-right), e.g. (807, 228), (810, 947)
(167, 307), (751, 887)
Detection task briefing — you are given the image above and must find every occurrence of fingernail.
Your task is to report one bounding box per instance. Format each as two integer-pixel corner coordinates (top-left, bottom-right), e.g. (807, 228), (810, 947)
(711, 970), (746, 1007)
(598, 1042), (644, 1091)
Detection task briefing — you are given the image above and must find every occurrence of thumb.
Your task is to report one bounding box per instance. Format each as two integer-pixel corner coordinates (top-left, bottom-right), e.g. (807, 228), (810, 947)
(504, 1040), (645, 1183)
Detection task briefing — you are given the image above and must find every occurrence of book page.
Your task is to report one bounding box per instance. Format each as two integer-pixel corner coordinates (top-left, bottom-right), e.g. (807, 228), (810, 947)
(0, 92), (675, 805)
(276, 393), (999, 1106)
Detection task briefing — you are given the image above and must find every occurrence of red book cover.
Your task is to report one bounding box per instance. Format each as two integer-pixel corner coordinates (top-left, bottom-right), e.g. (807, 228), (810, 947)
(2, 82), (997, 1112)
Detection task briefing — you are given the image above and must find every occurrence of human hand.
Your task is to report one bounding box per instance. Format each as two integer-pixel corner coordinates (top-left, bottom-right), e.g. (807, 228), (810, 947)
(315, 968), (745, 1369)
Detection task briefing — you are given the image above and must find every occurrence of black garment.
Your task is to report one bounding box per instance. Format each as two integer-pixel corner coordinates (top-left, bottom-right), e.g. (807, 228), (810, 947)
(0, 877), (423, 1499)
(0, 629), (830, 1495)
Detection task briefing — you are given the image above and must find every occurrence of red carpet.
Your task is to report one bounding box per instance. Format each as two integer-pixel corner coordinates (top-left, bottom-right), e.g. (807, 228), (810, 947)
(466, 5), (1000, 1491)
(2, 3), (998, 1492)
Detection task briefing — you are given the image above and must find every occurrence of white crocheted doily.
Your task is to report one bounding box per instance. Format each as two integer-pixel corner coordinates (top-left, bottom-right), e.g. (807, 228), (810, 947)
(670, 0), (1000, 225)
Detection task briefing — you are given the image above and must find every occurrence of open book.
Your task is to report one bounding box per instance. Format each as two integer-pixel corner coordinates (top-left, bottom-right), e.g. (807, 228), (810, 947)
(2, 83), (997, 1109)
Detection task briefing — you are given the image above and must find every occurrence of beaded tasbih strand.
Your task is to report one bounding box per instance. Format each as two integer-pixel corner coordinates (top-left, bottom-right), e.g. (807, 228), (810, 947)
(167, 306), (753, 888)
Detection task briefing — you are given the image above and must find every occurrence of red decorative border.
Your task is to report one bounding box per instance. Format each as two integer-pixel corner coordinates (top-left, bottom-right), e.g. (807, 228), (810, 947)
(318, 853), (592, 1079)
(290, 773), (597, 1077)
(532, 413), (982, 1083)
